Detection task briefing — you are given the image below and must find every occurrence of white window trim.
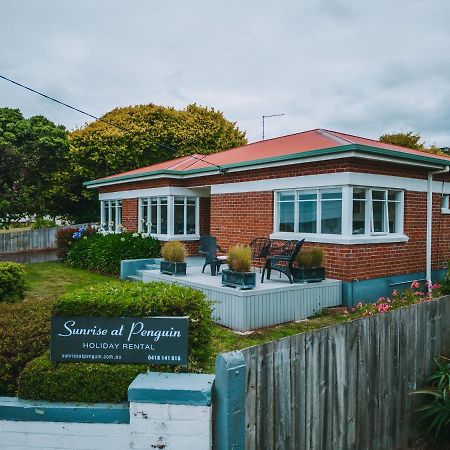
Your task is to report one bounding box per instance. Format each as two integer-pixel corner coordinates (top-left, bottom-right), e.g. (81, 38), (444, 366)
(441, 194), (450, 214)
(271, 185), (408, 245)
(138, 195), (200, 241)
(274, 187), (343, 235)
(100, 200), (122, 232)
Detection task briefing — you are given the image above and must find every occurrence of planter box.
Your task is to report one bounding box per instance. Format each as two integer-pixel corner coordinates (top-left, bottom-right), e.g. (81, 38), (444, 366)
(222, 269), (256, 290)
(292, 267), (325, 283)
(160, 261), (187, 276)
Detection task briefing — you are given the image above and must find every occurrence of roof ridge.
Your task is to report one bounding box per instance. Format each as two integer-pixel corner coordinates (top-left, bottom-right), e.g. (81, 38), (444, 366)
(316, 129), (354, 146)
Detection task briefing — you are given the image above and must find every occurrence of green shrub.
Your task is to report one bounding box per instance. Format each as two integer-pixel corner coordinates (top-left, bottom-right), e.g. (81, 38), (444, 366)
(0, 262), (26, 303)
(161, 241), (186, 262)
(227, 245), (252, 272)
(56, 226), (97, 259)
(31, 218), (56, 229)
(412, 355), (450, 442)
(18, 281), (214, 402)
(19, 352), (146, 403)
(295, 247), (324, 268)
(0, 298), (54, 396)
(66, 232), (161, 275)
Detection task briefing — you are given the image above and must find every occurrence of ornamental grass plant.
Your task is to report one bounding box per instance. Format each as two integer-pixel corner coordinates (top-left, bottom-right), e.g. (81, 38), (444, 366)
(295, 247), (324, 268)
(227, 245), (252, 272)
(161, 241), (186, 263)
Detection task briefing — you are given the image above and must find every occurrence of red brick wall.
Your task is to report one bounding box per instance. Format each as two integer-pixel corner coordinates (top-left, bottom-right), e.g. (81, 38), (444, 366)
(95, 157), (450, 280)
(121, 199), (138, 232)
(209, 190), (450, 281)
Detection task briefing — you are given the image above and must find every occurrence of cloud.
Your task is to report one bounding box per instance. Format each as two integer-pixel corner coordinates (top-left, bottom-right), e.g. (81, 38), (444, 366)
(1, 0), (450, 146)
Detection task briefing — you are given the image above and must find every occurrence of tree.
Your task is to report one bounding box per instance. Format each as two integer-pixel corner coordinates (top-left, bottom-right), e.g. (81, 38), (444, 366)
(65, 103), (247, 222)
(0, 108), (69, 227)
(379, 131), (445, 155)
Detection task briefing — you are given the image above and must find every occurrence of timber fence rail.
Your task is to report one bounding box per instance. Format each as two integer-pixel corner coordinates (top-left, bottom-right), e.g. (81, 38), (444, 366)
(214, 296), (450, 450)
(0, 227), (58, 253)
(0, 223), (96, 254)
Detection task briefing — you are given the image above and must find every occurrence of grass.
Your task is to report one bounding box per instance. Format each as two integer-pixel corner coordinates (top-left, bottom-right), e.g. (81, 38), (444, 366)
(24, 261), (113, 300)
(19, 262), (342, 373)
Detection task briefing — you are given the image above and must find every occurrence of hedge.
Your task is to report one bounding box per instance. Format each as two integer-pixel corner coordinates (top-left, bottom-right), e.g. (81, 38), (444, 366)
(0, 298), (54, 396)
(66, 232), (161, 275)
(18, 281), (214, 402)
(19, 352), (146, 403)
(0, 261), (26, 303)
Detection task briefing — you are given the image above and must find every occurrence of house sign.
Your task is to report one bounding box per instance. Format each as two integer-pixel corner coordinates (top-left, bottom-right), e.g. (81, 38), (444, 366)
(51, 316), (189, 365)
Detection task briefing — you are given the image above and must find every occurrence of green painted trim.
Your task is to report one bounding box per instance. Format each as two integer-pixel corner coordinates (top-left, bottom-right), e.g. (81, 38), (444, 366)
(128, 372), (215, 406)
(342, 269), (447, 306)
(0, 397), (129, 424)
(214, 351), (246, 450)
(84, 143), (450, 188)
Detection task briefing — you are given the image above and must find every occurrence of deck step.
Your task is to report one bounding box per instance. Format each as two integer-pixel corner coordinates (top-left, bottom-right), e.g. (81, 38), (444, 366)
(127, 275), (143, 282)
(145, 264), (160, 270)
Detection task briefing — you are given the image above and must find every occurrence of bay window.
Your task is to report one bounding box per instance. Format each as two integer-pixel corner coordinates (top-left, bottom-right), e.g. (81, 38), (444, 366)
(139, 195), (199, 238)
(100, 200), (122, 232)
(274, 185), (404, 243)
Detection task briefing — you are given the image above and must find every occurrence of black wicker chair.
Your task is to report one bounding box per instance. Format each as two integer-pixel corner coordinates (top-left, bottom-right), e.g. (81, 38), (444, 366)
(198, 235), (227, 276)
(249, 237), (272, 271)
(261, 239), (305, 284)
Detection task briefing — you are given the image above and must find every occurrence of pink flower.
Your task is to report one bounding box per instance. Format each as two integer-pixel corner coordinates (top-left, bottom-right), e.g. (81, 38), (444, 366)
(392, 290), (398, 297)
(357, 302), (363, 308)
(411, 281), (420, 289)
(351, 307), (356, 312)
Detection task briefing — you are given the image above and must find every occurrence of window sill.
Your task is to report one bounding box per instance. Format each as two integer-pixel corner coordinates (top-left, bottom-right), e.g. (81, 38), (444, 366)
(269, 232), (409, 245)
(441, 208), (450, 215)
(150, 234), (201, 242)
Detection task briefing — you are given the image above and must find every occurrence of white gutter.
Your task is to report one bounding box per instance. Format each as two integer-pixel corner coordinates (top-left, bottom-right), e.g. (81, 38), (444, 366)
(426, 166), (450, 287)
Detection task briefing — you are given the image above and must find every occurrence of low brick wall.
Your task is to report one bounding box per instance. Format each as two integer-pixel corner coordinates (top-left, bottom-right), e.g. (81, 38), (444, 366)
(0, 372), (214, 450)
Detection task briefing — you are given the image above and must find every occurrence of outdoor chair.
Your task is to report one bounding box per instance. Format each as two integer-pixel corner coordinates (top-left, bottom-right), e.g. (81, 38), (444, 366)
(261, 239), (305, 284)
(249, 237), (272, 271)
(198, 235), (227, 276)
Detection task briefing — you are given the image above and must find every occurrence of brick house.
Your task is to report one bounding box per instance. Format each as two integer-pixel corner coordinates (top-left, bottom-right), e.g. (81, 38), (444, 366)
(85, 129), (450, 305)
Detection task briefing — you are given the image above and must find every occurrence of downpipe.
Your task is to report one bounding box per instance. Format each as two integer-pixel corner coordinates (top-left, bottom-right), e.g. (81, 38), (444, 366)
(426, 166), (449, 289)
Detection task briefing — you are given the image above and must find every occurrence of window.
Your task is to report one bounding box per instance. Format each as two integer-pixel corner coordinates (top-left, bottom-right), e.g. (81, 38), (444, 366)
(174, 196), (197, 235)
(352, 188), (402, 235)
(139, 196), (199, 237)
(442, 194), (450, 213)
(100, 200), (122, 232)
(274, 185), (405, 242)
(276, 188), (343, 234)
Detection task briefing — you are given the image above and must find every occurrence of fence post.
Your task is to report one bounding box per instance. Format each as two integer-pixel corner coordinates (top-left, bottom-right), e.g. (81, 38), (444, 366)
(214, 350), (246, 450)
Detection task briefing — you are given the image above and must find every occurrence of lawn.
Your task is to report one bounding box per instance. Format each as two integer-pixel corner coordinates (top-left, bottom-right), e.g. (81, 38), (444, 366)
(14, 262), (341, 372)
(24, 261), (113, 300)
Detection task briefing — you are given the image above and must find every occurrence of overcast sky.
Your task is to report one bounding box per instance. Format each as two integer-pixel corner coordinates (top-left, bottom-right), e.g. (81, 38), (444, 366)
(1, 0), (449, 146)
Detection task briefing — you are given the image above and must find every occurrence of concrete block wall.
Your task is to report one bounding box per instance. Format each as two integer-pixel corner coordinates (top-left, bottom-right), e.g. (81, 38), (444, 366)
(0, 372), (215, 450)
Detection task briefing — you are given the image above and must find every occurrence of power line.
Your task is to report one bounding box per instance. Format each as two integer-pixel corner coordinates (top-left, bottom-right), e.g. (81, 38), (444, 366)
(0, 73), (225, 172)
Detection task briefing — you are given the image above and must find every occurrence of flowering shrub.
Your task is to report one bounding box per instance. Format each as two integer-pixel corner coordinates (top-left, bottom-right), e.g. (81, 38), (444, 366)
(66, 231), (161, 275)
(56, 226), (96, 259)
(342, 281), (442, 319)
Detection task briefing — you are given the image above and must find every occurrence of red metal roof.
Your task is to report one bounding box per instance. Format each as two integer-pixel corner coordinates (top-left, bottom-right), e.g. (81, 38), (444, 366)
(94, 129), (450, 183)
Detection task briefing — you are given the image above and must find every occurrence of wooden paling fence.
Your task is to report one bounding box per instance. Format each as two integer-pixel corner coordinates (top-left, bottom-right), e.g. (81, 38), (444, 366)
(0, 227), (58, 253)
(241, 297), (450, 450)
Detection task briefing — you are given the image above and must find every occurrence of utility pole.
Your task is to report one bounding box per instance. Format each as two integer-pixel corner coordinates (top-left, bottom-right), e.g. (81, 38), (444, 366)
(262, 113), (285, 140)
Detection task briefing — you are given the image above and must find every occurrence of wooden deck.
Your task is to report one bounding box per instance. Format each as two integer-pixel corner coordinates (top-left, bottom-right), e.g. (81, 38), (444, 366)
(136, 258), (342, 331)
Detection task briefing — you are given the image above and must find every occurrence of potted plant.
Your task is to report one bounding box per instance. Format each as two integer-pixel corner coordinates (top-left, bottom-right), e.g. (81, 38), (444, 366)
(160, 241), (187, 276)
(222, 244), (256, 289)
(292, 247), (325, 283)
